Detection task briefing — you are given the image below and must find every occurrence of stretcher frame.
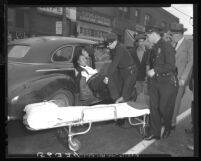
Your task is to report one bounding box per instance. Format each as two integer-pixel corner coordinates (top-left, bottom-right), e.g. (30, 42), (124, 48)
(24, 100), (150, 152)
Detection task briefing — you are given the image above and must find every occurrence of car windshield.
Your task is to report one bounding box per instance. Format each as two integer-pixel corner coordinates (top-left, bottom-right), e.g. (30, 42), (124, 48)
(8, 45), (30, 59)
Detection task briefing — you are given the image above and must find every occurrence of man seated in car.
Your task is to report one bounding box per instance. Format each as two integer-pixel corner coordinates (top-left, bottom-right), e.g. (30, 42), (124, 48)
(73, 47), (116, 101)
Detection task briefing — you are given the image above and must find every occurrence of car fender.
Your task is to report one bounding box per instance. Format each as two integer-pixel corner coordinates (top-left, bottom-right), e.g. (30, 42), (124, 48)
(8, 73), (76, 120)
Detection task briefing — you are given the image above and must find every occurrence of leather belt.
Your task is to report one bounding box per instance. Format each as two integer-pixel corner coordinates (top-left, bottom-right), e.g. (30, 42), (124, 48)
(119, 64), (136, 71)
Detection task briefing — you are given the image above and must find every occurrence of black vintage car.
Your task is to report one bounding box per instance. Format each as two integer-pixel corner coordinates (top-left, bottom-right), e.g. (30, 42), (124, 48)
(8, 36), (112, 121)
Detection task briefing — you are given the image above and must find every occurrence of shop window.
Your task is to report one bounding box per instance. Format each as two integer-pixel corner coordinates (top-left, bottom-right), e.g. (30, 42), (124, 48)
(8, 8), (15, 27)
(144, 14), (151, 26)
(118, 7), (130, 19)
(15, 10), (24, 28)
(52, 46), (73, 62)
(135, 9), (141, 23)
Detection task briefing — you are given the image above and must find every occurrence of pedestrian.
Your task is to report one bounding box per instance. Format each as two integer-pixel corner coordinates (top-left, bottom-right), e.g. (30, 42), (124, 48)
(104, 32), (138, 103)
(162, 31), (172, 43)
(130, 34), (150, 105)
(144, 27), (178, 140)
(170, 22), (193, 129)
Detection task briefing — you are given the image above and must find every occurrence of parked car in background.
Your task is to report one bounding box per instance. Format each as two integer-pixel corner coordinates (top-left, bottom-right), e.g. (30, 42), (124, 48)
(7, 36), (112, 121)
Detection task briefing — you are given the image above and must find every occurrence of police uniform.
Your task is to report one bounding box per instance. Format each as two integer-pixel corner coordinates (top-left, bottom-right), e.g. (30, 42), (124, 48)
(107, 41), (138, 102)
(147, 38), (178, 139)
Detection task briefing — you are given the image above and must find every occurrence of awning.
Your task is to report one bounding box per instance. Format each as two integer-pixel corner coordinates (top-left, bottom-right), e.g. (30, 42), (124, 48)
(124, 29), (138, 47)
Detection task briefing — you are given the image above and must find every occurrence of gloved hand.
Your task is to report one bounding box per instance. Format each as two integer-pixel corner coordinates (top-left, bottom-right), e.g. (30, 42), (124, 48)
(147, 69), (155, 78)
(179, 79), (185, 86)
(115, 97), (124, 103)
(103, 77), (109, 84)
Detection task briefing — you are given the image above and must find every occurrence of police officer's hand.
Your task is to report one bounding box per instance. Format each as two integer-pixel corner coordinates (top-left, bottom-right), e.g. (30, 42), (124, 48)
(147, 69), (155, 78)
(179, 79), (185, 86)
(103, 77), (109, 84)
(115, 97), (124, 103)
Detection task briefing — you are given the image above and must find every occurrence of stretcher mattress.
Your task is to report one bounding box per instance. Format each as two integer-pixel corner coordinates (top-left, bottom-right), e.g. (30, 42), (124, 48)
(23, 101), (150, 131)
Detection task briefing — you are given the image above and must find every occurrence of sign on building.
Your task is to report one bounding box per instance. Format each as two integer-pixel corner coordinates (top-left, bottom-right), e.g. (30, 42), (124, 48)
(38, 7), (62, 15)
(78, 10), (111, 27)
(56, 21), (62, 35)
(66, 7), (76, 22)
(37, 7), (76, 21)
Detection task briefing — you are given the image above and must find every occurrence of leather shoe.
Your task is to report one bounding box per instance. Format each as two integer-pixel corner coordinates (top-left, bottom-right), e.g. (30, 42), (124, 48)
(162, 130), (171, 139)
(170, 125), (176, 131)
(144, 134), (160, 140)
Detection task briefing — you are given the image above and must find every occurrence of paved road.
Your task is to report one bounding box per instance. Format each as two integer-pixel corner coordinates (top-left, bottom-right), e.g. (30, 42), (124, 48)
(7, 87), (194, 157)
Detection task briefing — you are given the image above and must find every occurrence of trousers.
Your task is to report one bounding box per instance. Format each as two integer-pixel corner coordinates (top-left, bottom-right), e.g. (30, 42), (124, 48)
(119, 65), (138, 101)
(87, 73), (116, 100)
(171, 86), (186, 125)
(148, 74), (178, 137)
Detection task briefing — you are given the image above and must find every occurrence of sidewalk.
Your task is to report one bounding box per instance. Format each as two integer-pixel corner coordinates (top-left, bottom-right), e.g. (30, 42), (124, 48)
(141, 115), (193, 156)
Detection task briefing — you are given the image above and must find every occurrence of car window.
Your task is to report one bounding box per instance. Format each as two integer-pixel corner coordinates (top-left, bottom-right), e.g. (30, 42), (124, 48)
(53, 46), (73, 62)
(8, 45), (30, 58)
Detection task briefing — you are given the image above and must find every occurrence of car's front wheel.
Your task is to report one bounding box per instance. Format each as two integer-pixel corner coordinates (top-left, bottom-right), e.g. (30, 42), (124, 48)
(50, 89), (74, 107)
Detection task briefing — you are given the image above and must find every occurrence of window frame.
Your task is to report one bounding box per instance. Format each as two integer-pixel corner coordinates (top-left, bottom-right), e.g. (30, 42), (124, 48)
(51, 45), (74, 63)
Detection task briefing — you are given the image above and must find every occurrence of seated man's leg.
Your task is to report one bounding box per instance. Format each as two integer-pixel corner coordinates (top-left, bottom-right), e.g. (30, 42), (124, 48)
(87, 74), (111, 99)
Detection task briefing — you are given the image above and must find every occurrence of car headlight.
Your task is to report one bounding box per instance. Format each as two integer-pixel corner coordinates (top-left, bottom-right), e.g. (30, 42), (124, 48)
(11, 96), (19, 104)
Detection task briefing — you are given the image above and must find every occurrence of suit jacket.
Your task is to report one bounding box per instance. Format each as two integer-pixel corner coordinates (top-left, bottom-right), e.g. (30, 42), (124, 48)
(149, 38), (176, 75)
(175, 38), (193, 85)
(131, 47), (149, 81)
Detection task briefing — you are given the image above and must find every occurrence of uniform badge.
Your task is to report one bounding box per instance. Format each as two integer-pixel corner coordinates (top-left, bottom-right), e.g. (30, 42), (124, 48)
(158, 48), (161, 54)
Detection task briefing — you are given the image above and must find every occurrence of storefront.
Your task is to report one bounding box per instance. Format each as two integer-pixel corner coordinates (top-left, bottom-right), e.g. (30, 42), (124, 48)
(7, 7), (77, 40)
(8, 7), (31, 40)
(76, 9), (112, 42)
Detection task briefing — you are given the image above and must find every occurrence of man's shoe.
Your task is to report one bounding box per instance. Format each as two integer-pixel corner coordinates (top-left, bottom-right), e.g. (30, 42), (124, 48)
(170, 125), (176, 131)
(144, 134), (160, 140)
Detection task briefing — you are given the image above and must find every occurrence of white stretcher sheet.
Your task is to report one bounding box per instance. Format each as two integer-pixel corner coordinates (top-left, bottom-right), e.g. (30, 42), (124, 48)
(23, 101), (150, 131)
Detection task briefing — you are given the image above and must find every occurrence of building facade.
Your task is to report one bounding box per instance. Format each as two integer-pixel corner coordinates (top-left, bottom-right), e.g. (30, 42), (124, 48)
(91, 7), (179, 46)
(7, 7), (76, 40)
(7, 7), (179, 44)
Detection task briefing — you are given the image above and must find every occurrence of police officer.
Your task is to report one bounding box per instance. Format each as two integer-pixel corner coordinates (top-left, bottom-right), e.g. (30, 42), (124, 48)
(104, 33), (138, 103)
(144, 27), (178, 140)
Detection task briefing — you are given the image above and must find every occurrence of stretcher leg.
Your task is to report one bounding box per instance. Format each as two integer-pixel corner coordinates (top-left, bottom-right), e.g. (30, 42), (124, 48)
(56, 122), (92, 152)
(139, 114), (149, 138)
(128, 114), (149, 138)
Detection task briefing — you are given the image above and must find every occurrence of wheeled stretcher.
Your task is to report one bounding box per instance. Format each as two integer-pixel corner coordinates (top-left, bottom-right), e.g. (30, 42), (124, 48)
(23, 101), (150, 152)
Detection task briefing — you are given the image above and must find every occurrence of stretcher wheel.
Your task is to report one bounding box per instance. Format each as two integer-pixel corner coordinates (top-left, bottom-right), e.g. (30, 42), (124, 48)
(68, 138), (81, 152)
